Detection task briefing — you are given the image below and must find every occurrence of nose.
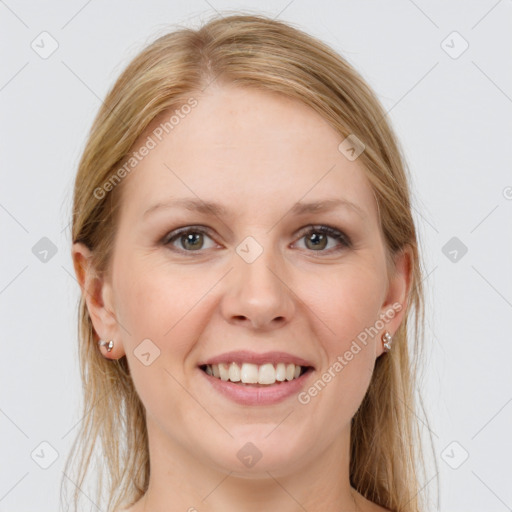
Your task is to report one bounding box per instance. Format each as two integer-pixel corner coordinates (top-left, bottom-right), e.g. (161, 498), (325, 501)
(220, 245), (296, 331)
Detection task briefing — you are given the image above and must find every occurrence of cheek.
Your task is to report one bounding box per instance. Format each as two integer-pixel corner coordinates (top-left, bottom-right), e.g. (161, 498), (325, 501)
(112, 256), (204, 357)
(304, 260), (386, 348)
(112, 257), (208, 418)
(296, 262), (384, 417)
(114, 251), (173, 316)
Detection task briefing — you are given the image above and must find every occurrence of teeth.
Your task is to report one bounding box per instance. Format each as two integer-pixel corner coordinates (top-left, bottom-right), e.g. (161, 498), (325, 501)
(258, 363), (275, 385)
(241, 363), (259, 384)
(275, 363), (286, 381)
(228, 362), (241, 382)
(203, 362), (306, 385)
(286, 363), (295, 381)
(219, 363), (229, 381)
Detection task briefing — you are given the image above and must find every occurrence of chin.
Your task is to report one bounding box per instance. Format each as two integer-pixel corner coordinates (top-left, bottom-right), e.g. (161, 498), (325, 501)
(200, 426), (310, 477)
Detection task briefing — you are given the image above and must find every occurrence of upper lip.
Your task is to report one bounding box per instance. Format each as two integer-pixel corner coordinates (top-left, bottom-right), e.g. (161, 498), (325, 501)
(198, 350), (315, 368)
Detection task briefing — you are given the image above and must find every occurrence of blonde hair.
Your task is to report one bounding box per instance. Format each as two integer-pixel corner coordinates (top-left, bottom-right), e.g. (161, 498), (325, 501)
(64, 13), (438, 512)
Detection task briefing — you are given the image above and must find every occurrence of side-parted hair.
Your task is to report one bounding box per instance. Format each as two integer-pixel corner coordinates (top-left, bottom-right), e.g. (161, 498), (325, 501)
(64, 13), (438, 512)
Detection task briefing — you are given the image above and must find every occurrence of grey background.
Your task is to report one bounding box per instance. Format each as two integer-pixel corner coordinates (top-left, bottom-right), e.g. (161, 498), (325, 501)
(1, 1), (511, 511)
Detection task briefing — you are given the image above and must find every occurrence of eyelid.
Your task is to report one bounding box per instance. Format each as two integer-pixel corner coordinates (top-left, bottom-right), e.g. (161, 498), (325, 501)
(162, 225), (212, 243)
(162, 225), (218, 252)
(162, 224), (352, 253)
(293, 224), (352, 251)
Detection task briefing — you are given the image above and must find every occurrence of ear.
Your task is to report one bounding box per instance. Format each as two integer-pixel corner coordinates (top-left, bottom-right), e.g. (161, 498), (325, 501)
(71, 242), (126, 359)
(376, 246), (413, 357)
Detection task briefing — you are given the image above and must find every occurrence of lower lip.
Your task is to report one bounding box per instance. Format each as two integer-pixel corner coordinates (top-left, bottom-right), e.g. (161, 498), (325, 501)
(199, 367), (314, 405)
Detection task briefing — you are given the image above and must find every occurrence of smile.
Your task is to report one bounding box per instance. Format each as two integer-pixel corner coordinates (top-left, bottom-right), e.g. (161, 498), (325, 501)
(200, 362), (310, 385)
(197, 350), (315, 405)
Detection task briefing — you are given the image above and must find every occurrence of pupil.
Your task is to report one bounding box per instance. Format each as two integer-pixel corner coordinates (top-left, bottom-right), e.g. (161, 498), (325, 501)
(180, 232), (328, 251)
(307, 232), (327, 250)
(182, 233), (202, 250)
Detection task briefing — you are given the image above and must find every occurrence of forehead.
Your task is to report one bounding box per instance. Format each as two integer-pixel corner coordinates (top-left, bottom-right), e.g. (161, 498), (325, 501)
(118, 84), (378, 224)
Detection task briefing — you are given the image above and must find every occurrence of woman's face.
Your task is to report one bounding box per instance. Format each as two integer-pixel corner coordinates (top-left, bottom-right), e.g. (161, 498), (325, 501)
(78, 83), (409, 477)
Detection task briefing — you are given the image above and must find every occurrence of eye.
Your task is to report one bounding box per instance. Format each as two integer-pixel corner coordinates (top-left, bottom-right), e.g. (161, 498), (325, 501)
(163, 226), (217, 252)
(162, 224), (351, 254)
(294, 225), (351, 253)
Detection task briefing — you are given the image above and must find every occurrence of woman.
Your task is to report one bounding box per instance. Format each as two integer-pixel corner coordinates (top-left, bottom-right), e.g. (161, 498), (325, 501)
(64, 13), (436, 512)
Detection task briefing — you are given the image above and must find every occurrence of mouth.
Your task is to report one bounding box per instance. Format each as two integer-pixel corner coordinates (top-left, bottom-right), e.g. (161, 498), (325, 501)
(199, 362), (313, 386)
(197, 350), (316, 405)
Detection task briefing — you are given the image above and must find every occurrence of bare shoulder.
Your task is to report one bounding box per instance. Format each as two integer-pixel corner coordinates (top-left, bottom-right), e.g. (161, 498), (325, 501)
(371, 505), (392, 512)
(356, 492), (392, 512)
(365, 500), (392, 512)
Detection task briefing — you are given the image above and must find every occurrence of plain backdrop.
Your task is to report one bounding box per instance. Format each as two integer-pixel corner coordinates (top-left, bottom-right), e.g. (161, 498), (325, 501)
(1, 1), (511, 511)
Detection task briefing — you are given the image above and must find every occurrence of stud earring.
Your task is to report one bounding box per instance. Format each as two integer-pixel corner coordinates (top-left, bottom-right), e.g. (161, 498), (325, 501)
(98, 339), (114, 352)
(382, 331), (393, 352)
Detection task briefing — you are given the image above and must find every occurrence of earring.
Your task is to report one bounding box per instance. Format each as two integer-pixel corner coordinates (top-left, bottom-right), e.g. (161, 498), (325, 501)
(382, 331), (393, 352)
(98, 339), (114, 352)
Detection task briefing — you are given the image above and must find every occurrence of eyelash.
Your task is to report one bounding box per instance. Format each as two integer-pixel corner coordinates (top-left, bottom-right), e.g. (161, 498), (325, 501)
(162, 224), (352, 255)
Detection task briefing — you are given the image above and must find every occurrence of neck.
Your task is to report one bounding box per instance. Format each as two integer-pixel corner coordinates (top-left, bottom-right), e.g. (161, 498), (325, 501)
(134, 417), (361, 512)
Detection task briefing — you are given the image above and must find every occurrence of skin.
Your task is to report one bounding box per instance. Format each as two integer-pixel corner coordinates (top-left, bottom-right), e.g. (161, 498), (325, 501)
(72, 83), (411, 512)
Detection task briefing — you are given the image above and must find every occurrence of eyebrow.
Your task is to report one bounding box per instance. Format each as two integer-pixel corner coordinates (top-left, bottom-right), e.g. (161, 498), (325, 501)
(143, 197), (366, 220)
